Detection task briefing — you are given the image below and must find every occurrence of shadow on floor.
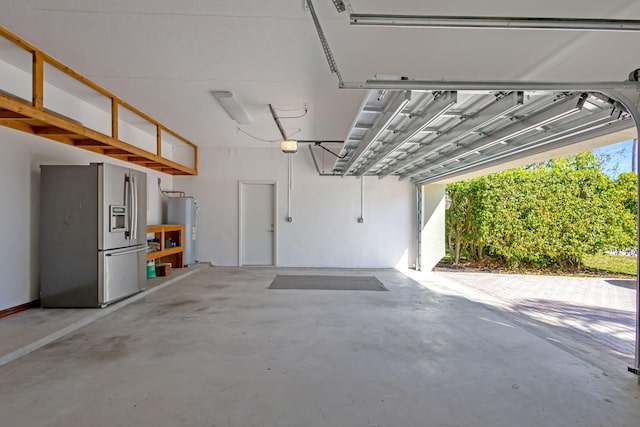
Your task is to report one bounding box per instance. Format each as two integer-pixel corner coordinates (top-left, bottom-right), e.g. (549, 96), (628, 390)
(605, 279), (636, 290)
(510, 298), (635, 361)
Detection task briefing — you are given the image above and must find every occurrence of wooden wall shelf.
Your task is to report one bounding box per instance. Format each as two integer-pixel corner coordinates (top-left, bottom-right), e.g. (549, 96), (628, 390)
(0, 25), (198, 176)
(147, 224), (184, 267)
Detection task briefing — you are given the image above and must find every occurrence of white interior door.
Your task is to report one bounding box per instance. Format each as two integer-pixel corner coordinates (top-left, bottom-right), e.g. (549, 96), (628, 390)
(240, 182), (275, 266)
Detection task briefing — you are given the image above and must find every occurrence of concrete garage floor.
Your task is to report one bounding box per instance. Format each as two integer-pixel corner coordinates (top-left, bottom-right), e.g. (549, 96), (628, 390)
(1, 267), (639, 427)
(0, 266), (202, 365)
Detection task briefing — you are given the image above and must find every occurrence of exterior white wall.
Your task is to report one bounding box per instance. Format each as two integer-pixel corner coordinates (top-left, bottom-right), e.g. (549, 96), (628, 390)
(174, 146), (415, 268)
(420, 184), (446, 271)
(0, 127), (172, 311)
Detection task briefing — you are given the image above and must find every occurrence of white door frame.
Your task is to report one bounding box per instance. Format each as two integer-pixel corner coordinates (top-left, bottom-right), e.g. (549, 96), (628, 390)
(238, 181), (278, 266)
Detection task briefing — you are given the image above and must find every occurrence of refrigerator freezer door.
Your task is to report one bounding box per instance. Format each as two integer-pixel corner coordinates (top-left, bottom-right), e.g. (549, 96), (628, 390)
(40, 165), (99, 308)
(99, 245), (146, 305)
(98, 163), (131, 250)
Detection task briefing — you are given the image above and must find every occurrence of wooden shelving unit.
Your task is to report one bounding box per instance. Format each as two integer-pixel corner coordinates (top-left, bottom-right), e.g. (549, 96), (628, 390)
(147, 224), (184, 268)
(0, 25), (198, 176)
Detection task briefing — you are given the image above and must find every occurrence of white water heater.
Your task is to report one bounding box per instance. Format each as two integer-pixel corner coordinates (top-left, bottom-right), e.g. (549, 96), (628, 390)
(167, 197), (198, 267)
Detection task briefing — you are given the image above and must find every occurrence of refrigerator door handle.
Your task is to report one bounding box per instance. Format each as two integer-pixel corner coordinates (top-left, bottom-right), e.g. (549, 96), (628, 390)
(105, 246), (147, 256)
(125, 175), (132, 239)
(131, 174), (137, 240)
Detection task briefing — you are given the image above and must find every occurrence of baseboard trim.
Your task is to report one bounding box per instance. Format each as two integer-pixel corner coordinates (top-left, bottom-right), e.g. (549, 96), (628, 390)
(0, 300), (40, 319)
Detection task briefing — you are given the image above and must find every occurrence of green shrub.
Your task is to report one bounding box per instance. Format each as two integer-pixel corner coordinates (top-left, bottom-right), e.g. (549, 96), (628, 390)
(445, 152), (637, 267)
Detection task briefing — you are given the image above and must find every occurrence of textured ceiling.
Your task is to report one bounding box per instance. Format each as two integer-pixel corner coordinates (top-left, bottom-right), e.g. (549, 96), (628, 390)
(1, 0), (639, 152)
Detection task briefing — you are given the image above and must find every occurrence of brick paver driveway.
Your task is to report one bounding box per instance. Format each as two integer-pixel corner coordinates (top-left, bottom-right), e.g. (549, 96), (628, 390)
(434, 271), (637, 363)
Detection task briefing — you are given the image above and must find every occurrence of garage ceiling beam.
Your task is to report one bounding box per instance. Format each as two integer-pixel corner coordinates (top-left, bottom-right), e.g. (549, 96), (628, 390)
(350, 14), (640, 32)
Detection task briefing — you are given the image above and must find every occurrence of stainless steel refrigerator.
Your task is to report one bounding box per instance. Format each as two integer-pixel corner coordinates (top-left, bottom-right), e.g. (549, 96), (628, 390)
(167, 197), (197, 267)
(39, 162), (147, 307)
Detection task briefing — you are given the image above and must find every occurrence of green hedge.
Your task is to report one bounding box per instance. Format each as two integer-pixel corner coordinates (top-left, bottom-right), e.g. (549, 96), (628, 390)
(445, 153), (637, 267)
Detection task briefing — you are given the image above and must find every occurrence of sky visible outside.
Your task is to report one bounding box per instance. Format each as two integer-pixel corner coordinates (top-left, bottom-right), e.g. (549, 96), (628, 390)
(591, 139), (636, 178)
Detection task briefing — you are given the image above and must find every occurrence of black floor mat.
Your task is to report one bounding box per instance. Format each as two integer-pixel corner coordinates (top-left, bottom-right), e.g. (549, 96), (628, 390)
(269, 275), (388, 291)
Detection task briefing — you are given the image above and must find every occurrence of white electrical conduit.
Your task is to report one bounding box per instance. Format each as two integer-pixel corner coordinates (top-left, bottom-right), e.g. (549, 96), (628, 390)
(359, 176), (364, 223)
(287, 155), (293, 222)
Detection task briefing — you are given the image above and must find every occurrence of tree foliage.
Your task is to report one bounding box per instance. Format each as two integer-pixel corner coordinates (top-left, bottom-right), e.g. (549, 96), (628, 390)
(445, 152), (638, 267)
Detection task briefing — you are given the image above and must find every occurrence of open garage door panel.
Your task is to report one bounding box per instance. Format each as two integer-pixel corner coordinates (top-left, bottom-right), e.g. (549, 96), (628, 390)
(333, 88), (635, 184)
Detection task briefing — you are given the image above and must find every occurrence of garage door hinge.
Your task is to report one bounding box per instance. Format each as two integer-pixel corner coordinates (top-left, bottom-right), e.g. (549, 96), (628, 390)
(627, 367), (640, 376)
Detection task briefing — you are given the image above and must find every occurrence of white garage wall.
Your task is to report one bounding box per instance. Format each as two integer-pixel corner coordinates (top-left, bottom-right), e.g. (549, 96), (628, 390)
(174, 146), (415, 268)
(0, 127), (171, 311)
